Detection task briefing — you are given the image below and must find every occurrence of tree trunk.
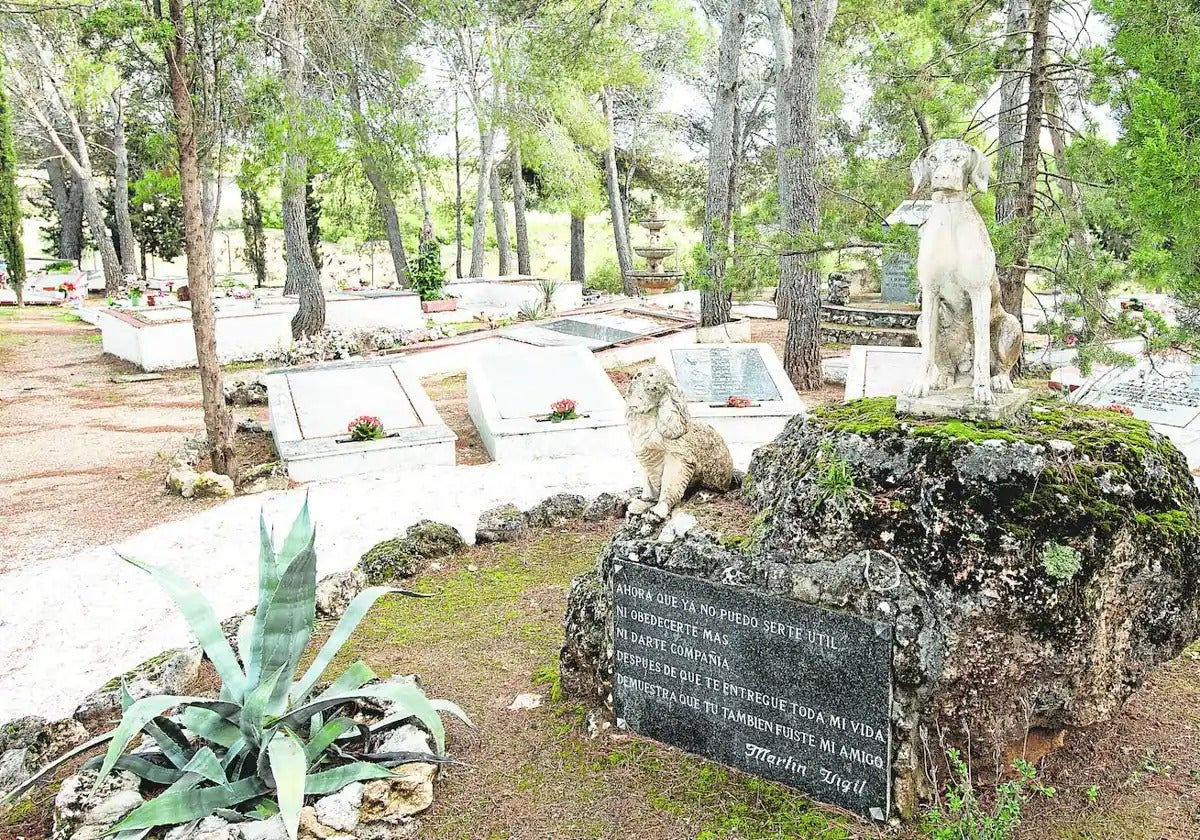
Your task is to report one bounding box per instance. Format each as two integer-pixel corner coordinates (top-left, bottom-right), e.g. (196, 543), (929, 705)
(416, 167), (431, 221)
(1046, 84), (1089, 254)
(363, 157), (411, 288)
(454, 88), (463, 279)
(304, 174), (322, 272)
(764, 0), (792, 319)
(59, 167), (84, 262)
(110, 89), (139, 279)
(511, 144), (530, 275)
(280, 14), (325, 337)
(1001, 0), (1049, 330)
(469, 122), (495, 278)
(570, 212), (585, 286)
(81, 181), (122, 295)
(778, 0), (836, 391)
(490, 164), (512, 275)
(701, 0), (748, 328)
(166, 0), (236, 479)
(0, 71), (25, 300)
(602, 87), (636, 294)
(995, 0), (1028, 226)
(240, 187), (267, 287)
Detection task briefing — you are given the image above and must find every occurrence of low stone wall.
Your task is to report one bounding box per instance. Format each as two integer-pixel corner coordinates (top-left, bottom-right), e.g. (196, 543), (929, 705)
(821, 304), (920, 330)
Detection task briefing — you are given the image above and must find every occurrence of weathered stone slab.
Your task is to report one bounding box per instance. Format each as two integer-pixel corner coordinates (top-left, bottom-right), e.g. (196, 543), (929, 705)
(612, 561), (892, 820)
(844, 346), (921, 400)
(669, 346), (781, 403)
(896, 387), (1032, 421)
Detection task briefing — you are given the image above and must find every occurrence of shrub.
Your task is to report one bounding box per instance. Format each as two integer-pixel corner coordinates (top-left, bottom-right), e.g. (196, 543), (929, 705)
(43, 259), (75, 272)
(921, 749), (1054, 840)
(14, 501), (471, 838)
(410, 238), (446, 302)
(587, 258), (624, 294)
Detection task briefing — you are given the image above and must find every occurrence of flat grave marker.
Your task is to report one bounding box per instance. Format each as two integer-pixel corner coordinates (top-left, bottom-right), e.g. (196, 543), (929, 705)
(1075, 362), (1200, 428)
(670, 346), (781, 403)
(503, 312), (667, 349)
(612, 561), (893, 820)
(844, 346), (922, 400)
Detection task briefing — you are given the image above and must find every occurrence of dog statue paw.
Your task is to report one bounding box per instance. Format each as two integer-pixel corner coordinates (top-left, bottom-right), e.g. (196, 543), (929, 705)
(627, 498), (653, 516)
(991, 373), (1014, 393)
(972, 382), (996, 405)
(905, 368), (940, 399)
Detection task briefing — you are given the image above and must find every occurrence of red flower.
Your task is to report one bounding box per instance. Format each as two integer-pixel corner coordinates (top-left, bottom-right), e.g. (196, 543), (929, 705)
(1106, 404), (1134, 415)
(347, 415), (383, 433)
(727, 395), (752, 408)
(551, 398), (576, 415)
(1064, 334), (1078, 346)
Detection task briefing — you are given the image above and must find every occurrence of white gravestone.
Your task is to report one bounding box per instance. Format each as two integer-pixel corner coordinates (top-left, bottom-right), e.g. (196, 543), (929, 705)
(844, 346), (923, 400)
(502, 312), (668, 349)
(467, 345), (629, 461)
(265, 358), (456, 482)
(656, 343), (805, 449)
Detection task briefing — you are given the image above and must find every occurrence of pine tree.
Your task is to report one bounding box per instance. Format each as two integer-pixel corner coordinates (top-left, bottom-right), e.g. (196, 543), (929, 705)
(0, 58), (26, 301)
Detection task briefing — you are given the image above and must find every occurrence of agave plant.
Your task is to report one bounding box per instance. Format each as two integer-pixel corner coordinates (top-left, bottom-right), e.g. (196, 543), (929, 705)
(15, 500), (470, 839)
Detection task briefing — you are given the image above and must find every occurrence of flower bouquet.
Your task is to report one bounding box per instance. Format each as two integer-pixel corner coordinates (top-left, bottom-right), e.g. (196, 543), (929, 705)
(726, 395), (752, 408)
(346, 415), (386, 441)
(548, 398), (579, 423)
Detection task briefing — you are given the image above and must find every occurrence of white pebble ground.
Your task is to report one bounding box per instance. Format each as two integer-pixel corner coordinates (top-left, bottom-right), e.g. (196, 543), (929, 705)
(0, 446), (757, 722)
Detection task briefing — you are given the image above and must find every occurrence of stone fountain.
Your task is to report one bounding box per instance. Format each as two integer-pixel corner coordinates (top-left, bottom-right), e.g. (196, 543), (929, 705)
(626, 195), (683, 295)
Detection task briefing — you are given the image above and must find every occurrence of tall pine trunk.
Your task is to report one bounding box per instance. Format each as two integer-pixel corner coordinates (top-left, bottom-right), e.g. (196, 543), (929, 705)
(46, 157), (82, 262)
(995, 0), (1028, 226)
(602, 88), (636, 294)
(570, 213), (586, 286)
(110, 89), (139, 279)
(765, 0), (792, 319)
(240, 186), (266, 287)
(1001, 0), (1050, 331)
(0, 70), (25, 302)
(700, 0), (748, 328)
(454, 89), (463, 279)
(778, 0), (835, 390)
(490, 164), (511, 275)
(280, 14), (325, 338)
(363, 159), (410, 288)
(511, 145), (530, 275)
(165, 0), (236, 479)
(469, 116), (495, 277)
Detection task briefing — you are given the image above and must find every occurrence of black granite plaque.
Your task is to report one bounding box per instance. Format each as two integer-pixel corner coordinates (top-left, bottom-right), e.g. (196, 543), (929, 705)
(612, 562), (893, 820)
(542, 318), (642, 345)
(670, 347), (782, 403)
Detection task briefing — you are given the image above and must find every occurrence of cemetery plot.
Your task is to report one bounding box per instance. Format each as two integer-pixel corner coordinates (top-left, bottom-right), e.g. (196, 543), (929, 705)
(844, 346), (922, 400)
(265, 357), (455, 481)
(502, 312), (677, 350)
(658, 343), (804, 449)
(613, 561), (893, 820)
(466, 345), (629, 461)
(1076, 362), (1200, 428)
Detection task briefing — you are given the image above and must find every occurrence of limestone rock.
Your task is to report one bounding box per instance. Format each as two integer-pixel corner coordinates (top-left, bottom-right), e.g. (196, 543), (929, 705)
(314, 781), (364, 832)
(523, 493), (587, 528)
(583, 492), (629, 522)
(238, 816), (288, 840)
(657, 511), (697, 543)
(166, 469), (235, 499)
(74, 647), (202, 728)
(563, 397), (1200, 818)
(0, 747), (36, 797)
(360, 763), (436, 821)
(166, 467), (200, 498)
(315, 569), (368, 618)
(474, 504), (527, 544)
(242, 475), (290, 495)
(52, 769), (142, 840)
(373, 723), (433, 755)
(224, 375), (267, 407)
(357, 520), (463, 584)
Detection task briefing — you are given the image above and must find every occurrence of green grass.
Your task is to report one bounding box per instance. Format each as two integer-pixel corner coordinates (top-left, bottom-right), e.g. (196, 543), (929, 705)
(54, 311), (84, 324)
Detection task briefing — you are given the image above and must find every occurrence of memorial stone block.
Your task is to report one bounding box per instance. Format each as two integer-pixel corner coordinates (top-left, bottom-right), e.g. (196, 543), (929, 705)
(670, 346), (782, 403)
(612, 561), (893, 820)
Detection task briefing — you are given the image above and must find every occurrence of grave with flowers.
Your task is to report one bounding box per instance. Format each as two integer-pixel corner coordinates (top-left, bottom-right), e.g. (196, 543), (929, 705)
(264, 357), (456, 481)
(467, 345), (628, 461)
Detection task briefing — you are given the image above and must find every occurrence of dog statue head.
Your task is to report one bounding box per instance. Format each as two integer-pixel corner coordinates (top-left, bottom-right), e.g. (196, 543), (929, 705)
(910, 139), (989, 195)
(626, 364), (690, 440)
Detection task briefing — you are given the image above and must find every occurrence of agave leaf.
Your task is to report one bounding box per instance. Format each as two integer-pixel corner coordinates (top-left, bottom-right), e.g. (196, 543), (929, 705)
(276, 495), (314, 563)
(313, 661), (377, 703)
(362, 682), (447, 755)
(291, 588), (428, 704)
(84, 754), (182, 785)
(110, 828), (154, 840)
(303, 762), (397, 796)
(363, 751), (459, 769)
(245, 502), (311, 686)
(180, 747), (227, 786)
(98, 696), (213, 781)
(144, 718), (195, 770)
(239, 666), (286, 748)
(178, 707), (241, 749)
(303, 718), (361, 764)
(119, 683), (135, 713)
(248, 537), (318, 716)
(107, 776), (269, 833)
(118, 554), (245, 701)
(429, 699), (476, 730)
(2, 731), (114, 803)
(236, 613), (256, 666)
(266, 730), (307, 840)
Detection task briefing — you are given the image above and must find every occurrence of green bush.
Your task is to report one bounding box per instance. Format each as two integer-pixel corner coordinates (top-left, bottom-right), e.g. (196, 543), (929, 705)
(13, 502), (471, 839)
(587, 258), (624, 294)
(920, 749), (1054, 840)
(43, 259), (75, 272)
(411, 238), (447, 302)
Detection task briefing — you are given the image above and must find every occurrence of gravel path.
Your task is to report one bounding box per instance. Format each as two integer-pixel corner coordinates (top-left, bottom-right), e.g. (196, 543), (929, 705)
(0, 445), (758, 723)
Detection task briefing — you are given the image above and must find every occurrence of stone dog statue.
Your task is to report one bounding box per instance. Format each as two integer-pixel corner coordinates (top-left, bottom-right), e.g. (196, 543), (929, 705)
(906, 138), (1022, 405)
(625, 365), (735, 519)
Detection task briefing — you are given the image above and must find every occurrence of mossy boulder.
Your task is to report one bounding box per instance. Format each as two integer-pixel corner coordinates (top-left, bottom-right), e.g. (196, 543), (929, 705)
(475, 504), (528, 544)
(358, 520), (464, 583)
(562, 396), (1200, 819)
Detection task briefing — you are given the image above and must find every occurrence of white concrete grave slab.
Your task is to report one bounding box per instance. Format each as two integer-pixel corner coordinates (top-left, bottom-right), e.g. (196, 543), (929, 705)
(467, 345), (629, 461)
(502, 312), (668, 349)
(844, 345), (922, 400)
(657, 343), (805, 449)
(265, 357), (455, 482)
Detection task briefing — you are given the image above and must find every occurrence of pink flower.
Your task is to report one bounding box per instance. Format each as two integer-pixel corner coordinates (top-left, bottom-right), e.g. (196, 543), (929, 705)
(551, 398), (576, 415)
(1064, 334), (1078, 346)
(726, 395), (752, 408)
(1106, 404), (1134, 415)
